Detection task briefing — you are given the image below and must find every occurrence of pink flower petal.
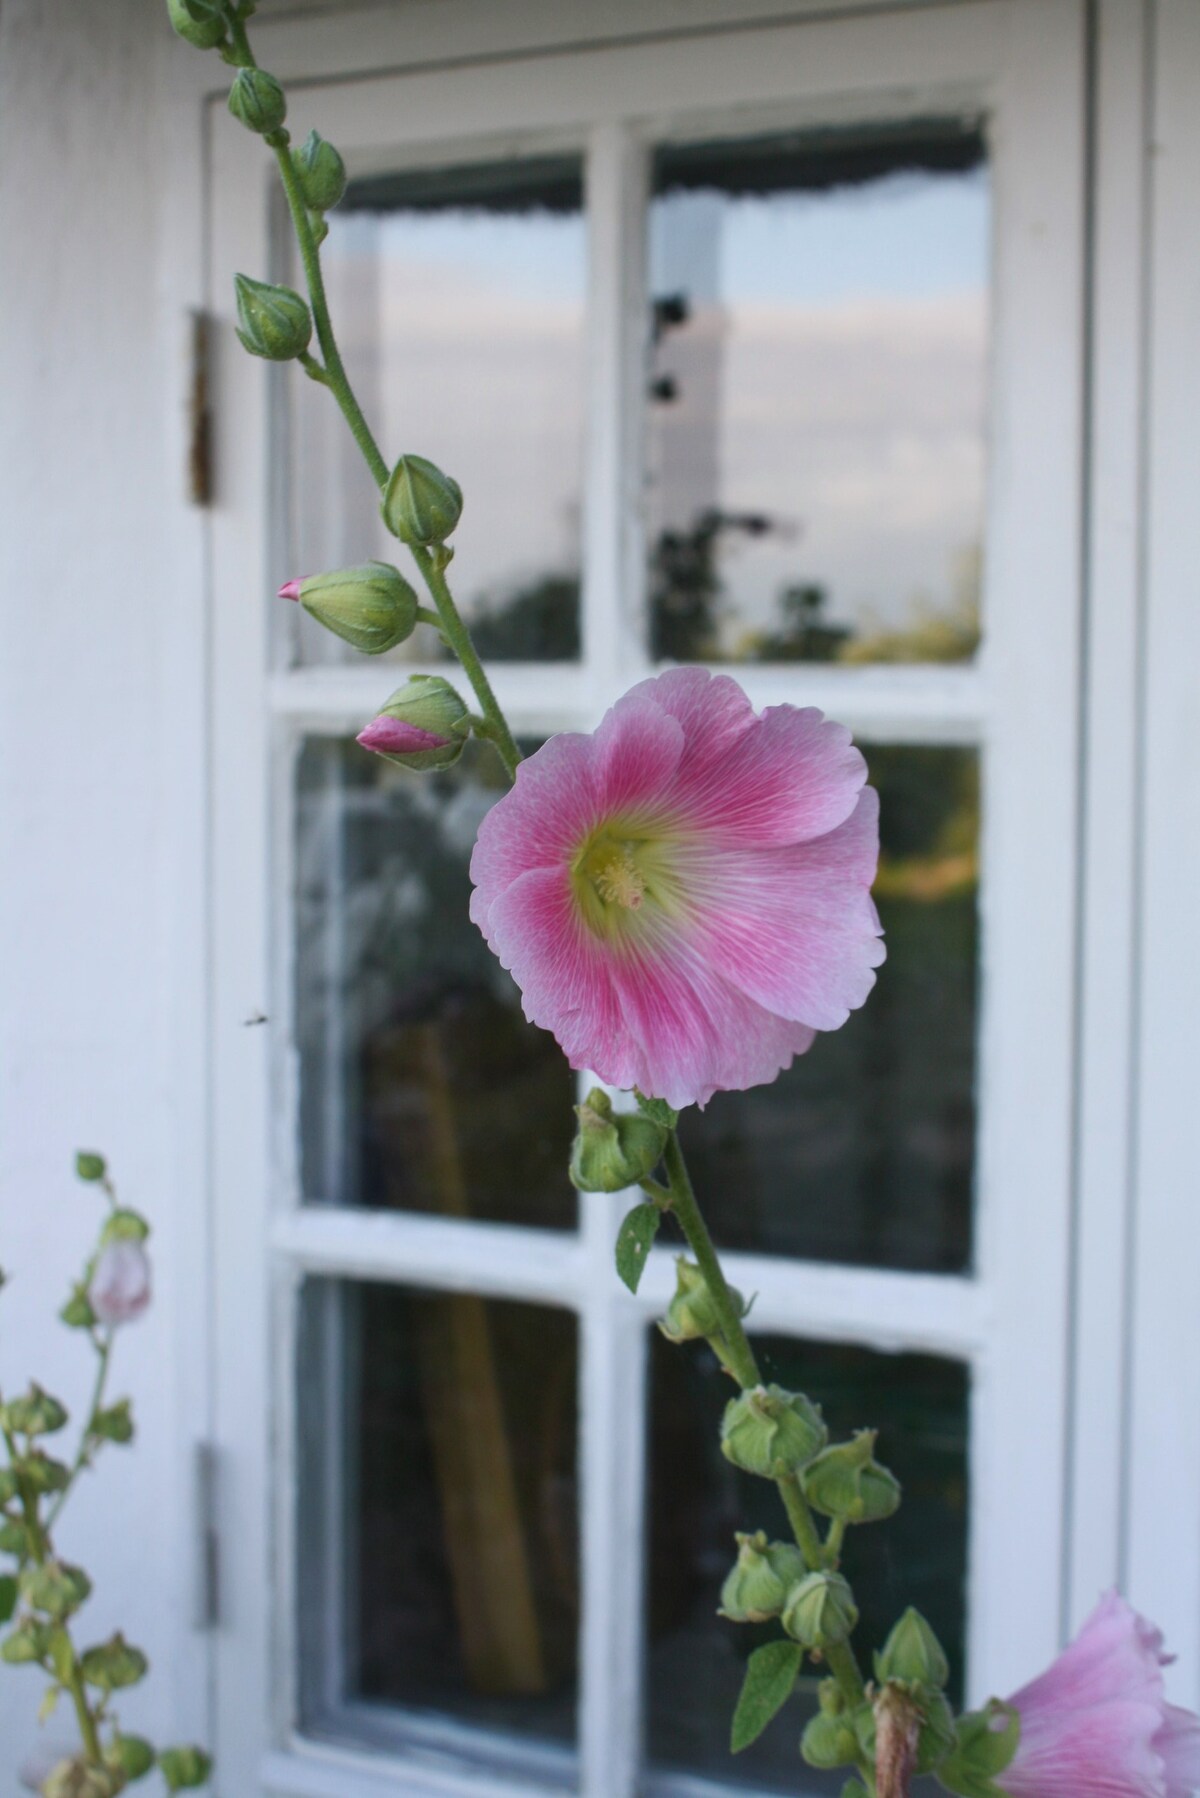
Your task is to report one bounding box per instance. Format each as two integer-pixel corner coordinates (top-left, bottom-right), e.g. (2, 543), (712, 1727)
(357, 716), (451, 754)
(277, 578), (303, 601)
(471, 732), (599, 932)
(593, 691), (685, 816)
(669, 698), (867, 846)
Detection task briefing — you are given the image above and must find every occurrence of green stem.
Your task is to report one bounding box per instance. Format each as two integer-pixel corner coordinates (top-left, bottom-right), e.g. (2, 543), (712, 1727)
(410, 545), (523, 780)
(45, 1331), (112, 1533)
(272, 143), (390, 487)
(661, 1128), (867, 1711)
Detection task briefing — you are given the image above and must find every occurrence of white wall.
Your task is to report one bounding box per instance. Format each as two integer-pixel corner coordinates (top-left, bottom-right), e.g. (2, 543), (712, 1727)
(0, 0), (209, 1780)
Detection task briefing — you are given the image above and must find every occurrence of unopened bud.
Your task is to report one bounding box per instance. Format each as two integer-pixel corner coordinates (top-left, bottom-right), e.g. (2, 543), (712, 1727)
(718, 1531), (808, 1623)
(165, 0), (226, 49)
(720, 1383), (826, 1478)
(107, 1738), (155, 1783)
(80, 1633), (148, 1692)
(802, 1430), (901, 1524)
(157, 1747), (214, 1793)
(0, 1385), (68, 1437)
(227, 67), (287, 136)
(21, 1452), (69, 1495)
(286, 562), (418, 655)
(800, 1708), (861, 1770)
(74, 1151), (106, 1182)
(876, 1607), (950, 1690)
(781, 1570), (858, 1649)
(382, 453), (463, 546)
(569, 1089), (666, 1192)
(356, 676), (469, 771)
(660, 1258), (745, 1346)
(292, 130), (347, 212)
(20, 1560), (92, 1621)
(234, 274), (312, 361)
(89, 1240), (151, 1329)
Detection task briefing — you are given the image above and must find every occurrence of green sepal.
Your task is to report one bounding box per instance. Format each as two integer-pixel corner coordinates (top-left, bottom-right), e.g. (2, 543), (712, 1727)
(876, 1607), (951, 1689)
(0, 1517), (28, 1555)
(92, 1400), (134, 1445)
(800, 1707), (861, 1770)
(227, 66), (287, 135)
(570, 1090), (667, 1193)
(109, 1736), (156, 1782)
(165, 0), (227, 48)
(381, 453), (463, 546)
(0, 1574), (16, 1623)
(22, 1452), (70, 1495)
(614, 1203), (661, 1294)
(1, 1386), (68, 1437)
(291, 129), (347, 211)
(0, 1466), (18, 1504)
(1, 1617), (49, 1663)
(634, 1091), (678, 1131)
(936, 1701), (1020, 1798)
(99, 1209), (150, 1247)
(74, 1152), (107, 1183)
(81, 1632), (148, 1691)
(157, 1746), (213, 1791)
(802, 1429), (901, 1524)
(730, 1639), (804, 1753)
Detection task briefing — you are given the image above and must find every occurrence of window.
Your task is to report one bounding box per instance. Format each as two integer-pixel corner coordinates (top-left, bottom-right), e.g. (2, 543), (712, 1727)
(208, 6), (1086, 1795)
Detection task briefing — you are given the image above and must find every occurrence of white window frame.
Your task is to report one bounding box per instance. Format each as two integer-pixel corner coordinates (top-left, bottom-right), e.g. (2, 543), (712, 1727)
(204, 3), (1092, 1795)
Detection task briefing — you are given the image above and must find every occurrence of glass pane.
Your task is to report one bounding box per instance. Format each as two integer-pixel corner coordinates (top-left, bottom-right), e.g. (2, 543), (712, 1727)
(288, 155), (585, 665)
(647, 124), (988, 664)
(677, 745), (979, 1273)
(646, 1330), (969, 1792)
(298, 1280), (579, 1768)
(294, 736), (577, 1227)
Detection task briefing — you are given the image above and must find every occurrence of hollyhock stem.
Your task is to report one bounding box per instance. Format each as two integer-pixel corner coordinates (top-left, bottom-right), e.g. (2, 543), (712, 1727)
(660, 1129), (867, 1712)
(409, 545), (522, 779)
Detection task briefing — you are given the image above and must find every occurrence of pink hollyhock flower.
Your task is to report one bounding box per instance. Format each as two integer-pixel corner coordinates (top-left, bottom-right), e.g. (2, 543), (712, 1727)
(469, 667), (884, 1109)
(1000, 1591), (1200, 1798)
(89, 1239), (152, 1328)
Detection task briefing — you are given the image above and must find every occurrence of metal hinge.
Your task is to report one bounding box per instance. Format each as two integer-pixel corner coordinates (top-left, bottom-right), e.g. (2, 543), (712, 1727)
(193, 1441), (220, 1630)
(187, 311), (214, 507)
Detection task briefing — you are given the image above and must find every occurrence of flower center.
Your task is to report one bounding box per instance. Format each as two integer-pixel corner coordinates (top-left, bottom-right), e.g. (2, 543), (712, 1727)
(588, 842), (645, 910)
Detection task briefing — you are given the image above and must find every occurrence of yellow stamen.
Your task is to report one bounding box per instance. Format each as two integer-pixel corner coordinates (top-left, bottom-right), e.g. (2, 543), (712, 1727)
(592, 845), (645, 910)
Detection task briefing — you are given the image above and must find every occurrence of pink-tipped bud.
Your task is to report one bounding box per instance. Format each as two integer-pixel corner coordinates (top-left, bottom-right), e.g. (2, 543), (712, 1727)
(88, 1240), (151, 1329)
(356, 675), (469, 771)
(277, 578), (303, 601)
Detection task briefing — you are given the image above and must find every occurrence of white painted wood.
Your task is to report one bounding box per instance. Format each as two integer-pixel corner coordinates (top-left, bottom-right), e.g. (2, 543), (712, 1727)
(208, 1), (1091, 1789)
(1065, 0), (1149, 1634)
(1126, 0), (1200, 1708)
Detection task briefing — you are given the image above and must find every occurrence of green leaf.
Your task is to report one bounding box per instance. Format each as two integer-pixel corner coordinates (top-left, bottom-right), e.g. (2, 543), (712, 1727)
(634, 1091), (679, 1131)
(157, 1746), (213, 1791)
(0, 1574), (16, 1622)
(730, 1639), (804, 1753)
(60, 1286), (97, 1330)
(615, 1203), (661, 1294)
(38, 1682), (60, 1723)
(75, 1152), (107, 1183)
(0, 1518), (28, 1555)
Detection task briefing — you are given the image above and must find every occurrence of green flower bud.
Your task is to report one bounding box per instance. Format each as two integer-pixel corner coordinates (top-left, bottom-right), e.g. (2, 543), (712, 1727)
(0, 1519), (28, 1555)
(718, 1530), (808, 1623)
(781, 1570), (858, 1649)
(801, 1708), (861, 1770)
(108, 1736), (156, 1783)
(357, 675), (470, 771)
(659, 1258), (747, 1346)
(288, 562), (418, 656)
(0, 1384), (68, 1437)
(234, 274), (312, 362)
(382, 453), (463, 546)
(21, 1560), (92, 1620)
(227, 67), (287, 136)
(92, 1399), (134, 1445)
(875, 1607), (950, 1690)
(74, 1151), (107, 1182)
(165, 0), (226, 49)
(1, 1618), (49, 1664)
(80, 1632), (148, 1691)
(803, 1430), (901, 1524)
(157, 1746), (213, 1792)
(292, 130), (347, 212)
(21, 1451), (70, 1495)
(569, 1089), (667, 1192)
(720, 1383), (826, 1478)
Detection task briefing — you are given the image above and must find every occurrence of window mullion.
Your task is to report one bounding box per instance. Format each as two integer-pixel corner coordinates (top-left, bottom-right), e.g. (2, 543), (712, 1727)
(583, 121), (651, 708)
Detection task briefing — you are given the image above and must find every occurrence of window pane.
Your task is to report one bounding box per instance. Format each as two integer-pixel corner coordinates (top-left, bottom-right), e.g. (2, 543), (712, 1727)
(647, 125), (988, 664)
(646, 1331), (969, 1792)
(294, 737), (577, 1227)
(298, 1280), (579, 1769)
(289, 155), (586, 665)
(676, 745), (978, 1273)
